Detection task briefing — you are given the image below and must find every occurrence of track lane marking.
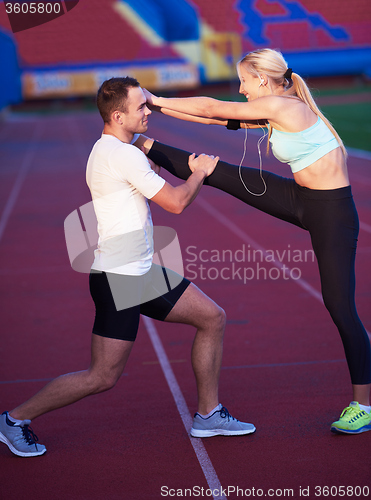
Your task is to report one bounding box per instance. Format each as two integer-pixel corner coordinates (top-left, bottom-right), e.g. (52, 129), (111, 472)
(196, 197), (323, 302)
(143, 316), (227, 500)
(0, 124), (43, 244)
(360, 221), (371, 234)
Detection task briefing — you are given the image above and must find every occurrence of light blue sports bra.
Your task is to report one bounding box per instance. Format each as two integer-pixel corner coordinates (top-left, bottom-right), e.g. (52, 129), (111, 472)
(269, 117), (339, 173)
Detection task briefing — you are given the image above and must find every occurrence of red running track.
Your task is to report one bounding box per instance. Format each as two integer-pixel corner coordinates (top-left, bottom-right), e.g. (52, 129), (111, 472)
(0, 110), (370, 499)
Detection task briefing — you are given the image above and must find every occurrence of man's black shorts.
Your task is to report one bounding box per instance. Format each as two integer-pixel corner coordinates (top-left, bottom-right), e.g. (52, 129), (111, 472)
(89, 264), (190, 341)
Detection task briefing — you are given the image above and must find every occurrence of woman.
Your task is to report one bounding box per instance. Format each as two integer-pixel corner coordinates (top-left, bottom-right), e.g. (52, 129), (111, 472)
(141, 48), (371, 434)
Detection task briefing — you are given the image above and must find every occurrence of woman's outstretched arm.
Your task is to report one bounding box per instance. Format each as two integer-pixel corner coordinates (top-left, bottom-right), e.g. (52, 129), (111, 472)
(143, 88), (276, 122)
(151, 105), (228, 126)
(150, 104), (265, 130)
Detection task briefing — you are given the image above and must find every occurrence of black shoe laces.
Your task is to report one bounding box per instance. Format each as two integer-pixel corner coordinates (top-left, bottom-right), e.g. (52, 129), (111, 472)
(219, 407), (238, 422)
(22, 424), (39, 447)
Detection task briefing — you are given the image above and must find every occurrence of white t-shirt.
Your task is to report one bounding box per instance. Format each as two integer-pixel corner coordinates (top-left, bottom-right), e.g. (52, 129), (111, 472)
(86, 134), (165, 275)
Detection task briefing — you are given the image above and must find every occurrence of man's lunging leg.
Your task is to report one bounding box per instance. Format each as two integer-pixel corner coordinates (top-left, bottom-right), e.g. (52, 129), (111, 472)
(0, 335), (134, 456)
(9, 335), (133, 421)
(163, 283), (256, 437)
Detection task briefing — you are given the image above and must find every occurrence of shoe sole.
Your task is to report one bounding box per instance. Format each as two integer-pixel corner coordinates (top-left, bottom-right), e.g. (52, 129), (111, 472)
(330, 425), (371, 435)
(0, 431), (47, 457)
(190, 426), (256, 438)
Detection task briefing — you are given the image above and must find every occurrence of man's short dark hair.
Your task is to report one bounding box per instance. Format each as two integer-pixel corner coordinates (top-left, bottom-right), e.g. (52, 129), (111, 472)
(97, 77), (140, 123)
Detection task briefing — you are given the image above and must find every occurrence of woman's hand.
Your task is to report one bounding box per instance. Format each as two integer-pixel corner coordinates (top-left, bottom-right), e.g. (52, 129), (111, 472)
(143, 88), (158, 107)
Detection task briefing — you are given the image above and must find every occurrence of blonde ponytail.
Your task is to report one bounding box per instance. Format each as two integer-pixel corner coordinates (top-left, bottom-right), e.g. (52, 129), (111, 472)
(239, 49), (347, 158)
(291, 72), (347, 158)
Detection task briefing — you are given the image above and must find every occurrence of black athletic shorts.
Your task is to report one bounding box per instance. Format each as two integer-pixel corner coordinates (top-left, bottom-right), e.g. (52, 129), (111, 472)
(89, 264), (190, 341)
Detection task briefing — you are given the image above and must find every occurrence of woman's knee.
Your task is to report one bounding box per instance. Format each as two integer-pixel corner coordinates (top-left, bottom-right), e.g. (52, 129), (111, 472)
(323, 292), (350, 322)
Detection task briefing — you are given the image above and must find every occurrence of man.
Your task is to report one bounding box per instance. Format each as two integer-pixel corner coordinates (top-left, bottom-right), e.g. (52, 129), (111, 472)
(0, 77), (255, 458)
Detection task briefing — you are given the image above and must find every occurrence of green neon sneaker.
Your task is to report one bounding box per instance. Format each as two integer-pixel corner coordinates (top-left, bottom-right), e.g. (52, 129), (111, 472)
(331, 402), (371, 434)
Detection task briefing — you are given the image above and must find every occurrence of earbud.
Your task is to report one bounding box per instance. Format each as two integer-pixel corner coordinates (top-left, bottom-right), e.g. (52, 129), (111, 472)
(259, 76), (264, 87)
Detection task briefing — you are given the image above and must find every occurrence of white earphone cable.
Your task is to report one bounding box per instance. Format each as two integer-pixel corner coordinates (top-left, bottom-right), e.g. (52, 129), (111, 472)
(238, 82), (267, 197)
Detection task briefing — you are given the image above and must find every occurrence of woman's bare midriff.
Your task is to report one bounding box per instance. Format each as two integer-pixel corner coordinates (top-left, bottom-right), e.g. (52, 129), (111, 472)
(293, 147), (349, 190)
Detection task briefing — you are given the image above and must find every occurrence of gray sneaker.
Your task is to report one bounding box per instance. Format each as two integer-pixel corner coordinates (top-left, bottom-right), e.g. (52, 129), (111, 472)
(190, 404), (256, 437)
(0, 412), (46, 457)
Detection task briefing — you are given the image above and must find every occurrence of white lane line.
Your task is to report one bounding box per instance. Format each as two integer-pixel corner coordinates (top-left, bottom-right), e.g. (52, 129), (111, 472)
(0, 124), (43, 244)
(68, 115), (90, 166)
(196, 196), (323, 303)
(143, 316), (227, 500)
(360, 221), (371, 234)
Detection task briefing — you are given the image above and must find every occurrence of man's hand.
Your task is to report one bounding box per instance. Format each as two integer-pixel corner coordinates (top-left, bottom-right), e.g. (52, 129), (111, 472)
(151, 152), (219, 214)
(148, 157), (161, 175)
(188, 153), (219, 177)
